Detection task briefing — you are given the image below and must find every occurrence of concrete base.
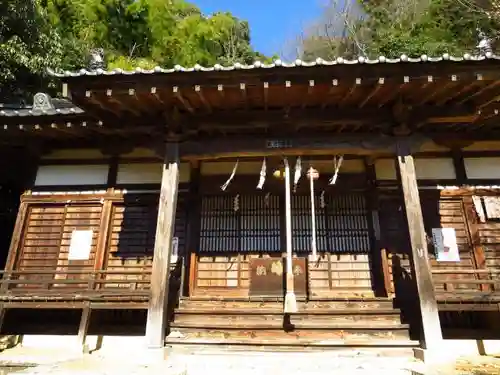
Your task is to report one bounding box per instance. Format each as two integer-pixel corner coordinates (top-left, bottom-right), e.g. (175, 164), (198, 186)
(413, 339), (500, 364)
(20, 335), (145, 354)
(17, 335), (168, 363)
(413, 348), (457, 365)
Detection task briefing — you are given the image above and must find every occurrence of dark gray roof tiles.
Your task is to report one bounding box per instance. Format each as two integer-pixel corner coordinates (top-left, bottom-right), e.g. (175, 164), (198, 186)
(0, 94), (83, 117)
(47, 53), (500, 77)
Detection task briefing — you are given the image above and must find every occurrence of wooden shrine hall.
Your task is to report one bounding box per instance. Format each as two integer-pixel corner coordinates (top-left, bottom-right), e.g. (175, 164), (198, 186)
(2, 54), (500, 355)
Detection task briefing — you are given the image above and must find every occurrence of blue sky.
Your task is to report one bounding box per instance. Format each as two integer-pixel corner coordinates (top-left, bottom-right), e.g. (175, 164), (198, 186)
(193, 0), (323, 57)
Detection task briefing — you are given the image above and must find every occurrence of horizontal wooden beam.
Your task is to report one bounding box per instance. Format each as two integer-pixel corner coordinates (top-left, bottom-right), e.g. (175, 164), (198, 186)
(181, 105), (477, 128)
(179, 134), (425, 158)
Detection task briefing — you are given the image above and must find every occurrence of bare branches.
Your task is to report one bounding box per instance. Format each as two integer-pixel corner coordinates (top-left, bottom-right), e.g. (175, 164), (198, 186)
(291, 0), (368, 60)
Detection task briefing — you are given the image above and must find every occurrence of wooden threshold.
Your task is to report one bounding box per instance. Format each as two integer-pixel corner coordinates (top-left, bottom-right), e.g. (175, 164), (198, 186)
(170, 321), (410, 330)
(165, 337), (420, 348)
(174, 308), (401, 315)
(182, 296), (392, 302)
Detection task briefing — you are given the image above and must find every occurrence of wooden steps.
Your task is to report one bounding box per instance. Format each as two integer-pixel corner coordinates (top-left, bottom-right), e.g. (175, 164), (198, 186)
(165, 337), (420, 351)
(166, 297), (416, 349)
(173, 311), (403, 325)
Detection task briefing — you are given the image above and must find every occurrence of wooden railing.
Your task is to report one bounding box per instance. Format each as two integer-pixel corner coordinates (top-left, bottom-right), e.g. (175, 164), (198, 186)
(431, 269), (500, 294)
(0, 260), (182, 306)
(381, 250), (500, 302)
(0, 270), (151, 293)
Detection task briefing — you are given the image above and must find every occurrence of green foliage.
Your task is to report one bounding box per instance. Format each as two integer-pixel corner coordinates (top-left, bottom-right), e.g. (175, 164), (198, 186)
(44, 0), (265, 68)
(2, 0), (265, 101)
(362, 0), (500, 57)
(1, 1), (63, 101)
(300, 0), (500, 59)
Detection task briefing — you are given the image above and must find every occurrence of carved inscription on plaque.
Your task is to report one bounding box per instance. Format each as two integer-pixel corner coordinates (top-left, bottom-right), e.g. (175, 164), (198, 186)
(249, 258), (307, 297)
(266, 140), (293, 149)
(249, 258), (282, 296)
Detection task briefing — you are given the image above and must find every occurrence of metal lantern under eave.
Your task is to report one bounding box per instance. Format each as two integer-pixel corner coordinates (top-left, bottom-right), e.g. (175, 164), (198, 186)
(273, 168), (286, 180)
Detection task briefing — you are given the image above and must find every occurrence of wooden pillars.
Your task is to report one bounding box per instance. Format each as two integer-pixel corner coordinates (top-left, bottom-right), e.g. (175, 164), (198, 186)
(395, 146), (443, 350)
(78, 305), (91, 353)
(145, 142), (180, 348)
(186, 162), (201, 298)
(283, 158), (297, 313)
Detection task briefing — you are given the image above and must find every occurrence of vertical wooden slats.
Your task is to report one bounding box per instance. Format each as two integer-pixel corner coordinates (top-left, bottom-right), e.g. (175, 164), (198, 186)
(13, 204), (102, 289)
(196, 190), (375, 297)
(197, 194), (281, 291)
(57, 204), (102, 284)
(380, 190), (487, 295)
(9, 192), (187, 293)
(291, 195), (326, 253)
(104, 193), (186, 289)
(92, 199), (113, 289)
(307, 192), (373, 297)
(466, 195), (500, 291)
(200, 194), (282, 254)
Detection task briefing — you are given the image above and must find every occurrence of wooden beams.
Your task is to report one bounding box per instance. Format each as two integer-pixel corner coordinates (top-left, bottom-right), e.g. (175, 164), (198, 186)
(301, 80), (315, 109)
(239, 83), (248, 110)
(185, 162), (201, 298)
(217, 84), (225, 102)
(360, 78), (384, 108)
(263, 82), (269, 111)
(173, 86), (194, 113)
(145, 142), (180, 348)
(283, 157), (297, 313)
(77, 305), (91, 353)
(194, 85), (211, 112)
(395, 144), (443, 350)
(321, 79), (339, 109)
(182, 105), (476, 129)
(4, 201), (29, 274)
(150, 87), (164, 105)
(339, 78), (361, 106)
(379, 76), (411, 108)
(416, 76), (457, 106)
(92, 198), (113, 290)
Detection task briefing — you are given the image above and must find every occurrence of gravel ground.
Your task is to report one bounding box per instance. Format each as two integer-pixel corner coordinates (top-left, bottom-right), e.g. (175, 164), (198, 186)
(3, 347), (500, 374)
(1, 349), (419, 375)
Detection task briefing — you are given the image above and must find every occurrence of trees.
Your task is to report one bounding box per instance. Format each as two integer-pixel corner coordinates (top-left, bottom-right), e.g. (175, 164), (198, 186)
(0, 1), (80, 102)
(298, 0), (500, 59)
(44, 0), (265, 69)
(2, 0), (265, 101)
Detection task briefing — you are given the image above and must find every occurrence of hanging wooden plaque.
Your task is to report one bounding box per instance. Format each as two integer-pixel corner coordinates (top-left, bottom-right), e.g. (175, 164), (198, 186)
(292, 257), (307, 297)
(249, 258), (283, 297)
(249, 258), (307, 297)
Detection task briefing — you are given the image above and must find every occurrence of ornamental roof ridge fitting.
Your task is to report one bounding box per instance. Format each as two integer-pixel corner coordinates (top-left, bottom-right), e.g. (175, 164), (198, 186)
(47, 53), (500, 78)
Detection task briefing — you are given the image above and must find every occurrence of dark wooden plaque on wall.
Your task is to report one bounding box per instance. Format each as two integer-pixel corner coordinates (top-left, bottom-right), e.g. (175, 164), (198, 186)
(249, 257), (307, 297)
(292, 258), (307, 297)
(249, 258), (283, 297)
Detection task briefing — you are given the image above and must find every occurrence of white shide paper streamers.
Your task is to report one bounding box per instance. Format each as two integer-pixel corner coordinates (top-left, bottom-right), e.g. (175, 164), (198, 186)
(221, 159), (239, 191)
(257, 158), (267, 189)
(293, 156), (302, 192)
(329, 155), (344, 185)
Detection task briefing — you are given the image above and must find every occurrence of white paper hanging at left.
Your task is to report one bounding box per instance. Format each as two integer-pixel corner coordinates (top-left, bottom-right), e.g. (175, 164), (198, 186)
(221, 159), (239, 191)
(68, 229), (93, 260)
